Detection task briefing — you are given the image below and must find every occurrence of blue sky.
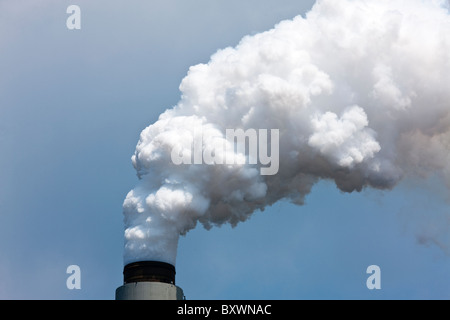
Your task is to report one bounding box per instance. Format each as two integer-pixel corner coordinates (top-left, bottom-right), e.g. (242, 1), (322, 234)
(0, 0), (449, 299)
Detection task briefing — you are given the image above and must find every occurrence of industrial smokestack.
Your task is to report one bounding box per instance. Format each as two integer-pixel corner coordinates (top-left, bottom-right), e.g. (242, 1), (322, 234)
(115, 261), (185, 300)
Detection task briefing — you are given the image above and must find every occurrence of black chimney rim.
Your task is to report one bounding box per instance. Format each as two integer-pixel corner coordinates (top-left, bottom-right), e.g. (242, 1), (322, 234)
(123, 261), (176, 285)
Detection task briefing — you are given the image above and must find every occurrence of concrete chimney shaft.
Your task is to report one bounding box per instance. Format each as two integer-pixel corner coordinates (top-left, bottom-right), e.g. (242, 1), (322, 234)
(115, 261), (185, 300)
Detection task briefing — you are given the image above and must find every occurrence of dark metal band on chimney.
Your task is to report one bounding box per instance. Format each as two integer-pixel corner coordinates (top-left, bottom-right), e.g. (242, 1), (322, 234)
(123, 261), (176, 285)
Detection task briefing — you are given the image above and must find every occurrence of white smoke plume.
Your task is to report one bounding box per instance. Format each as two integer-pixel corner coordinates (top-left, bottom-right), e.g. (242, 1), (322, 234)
(123, 0), (450, 266)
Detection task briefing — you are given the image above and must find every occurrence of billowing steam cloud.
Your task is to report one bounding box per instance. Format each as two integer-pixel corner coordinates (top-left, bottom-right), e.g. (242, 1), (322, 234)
(123, 0), (450, 266)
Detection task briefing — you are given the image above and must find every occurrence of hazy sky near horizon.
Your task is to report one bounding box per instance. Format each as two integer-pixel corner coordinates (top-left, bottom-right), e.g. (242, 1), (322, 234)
(0, 0), (449, 299)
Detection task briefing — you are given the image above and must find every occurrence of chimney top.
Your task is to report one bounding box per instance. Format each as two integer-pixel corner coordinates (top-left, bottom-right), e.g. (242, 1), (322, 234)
(123, 261), (176, 285)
